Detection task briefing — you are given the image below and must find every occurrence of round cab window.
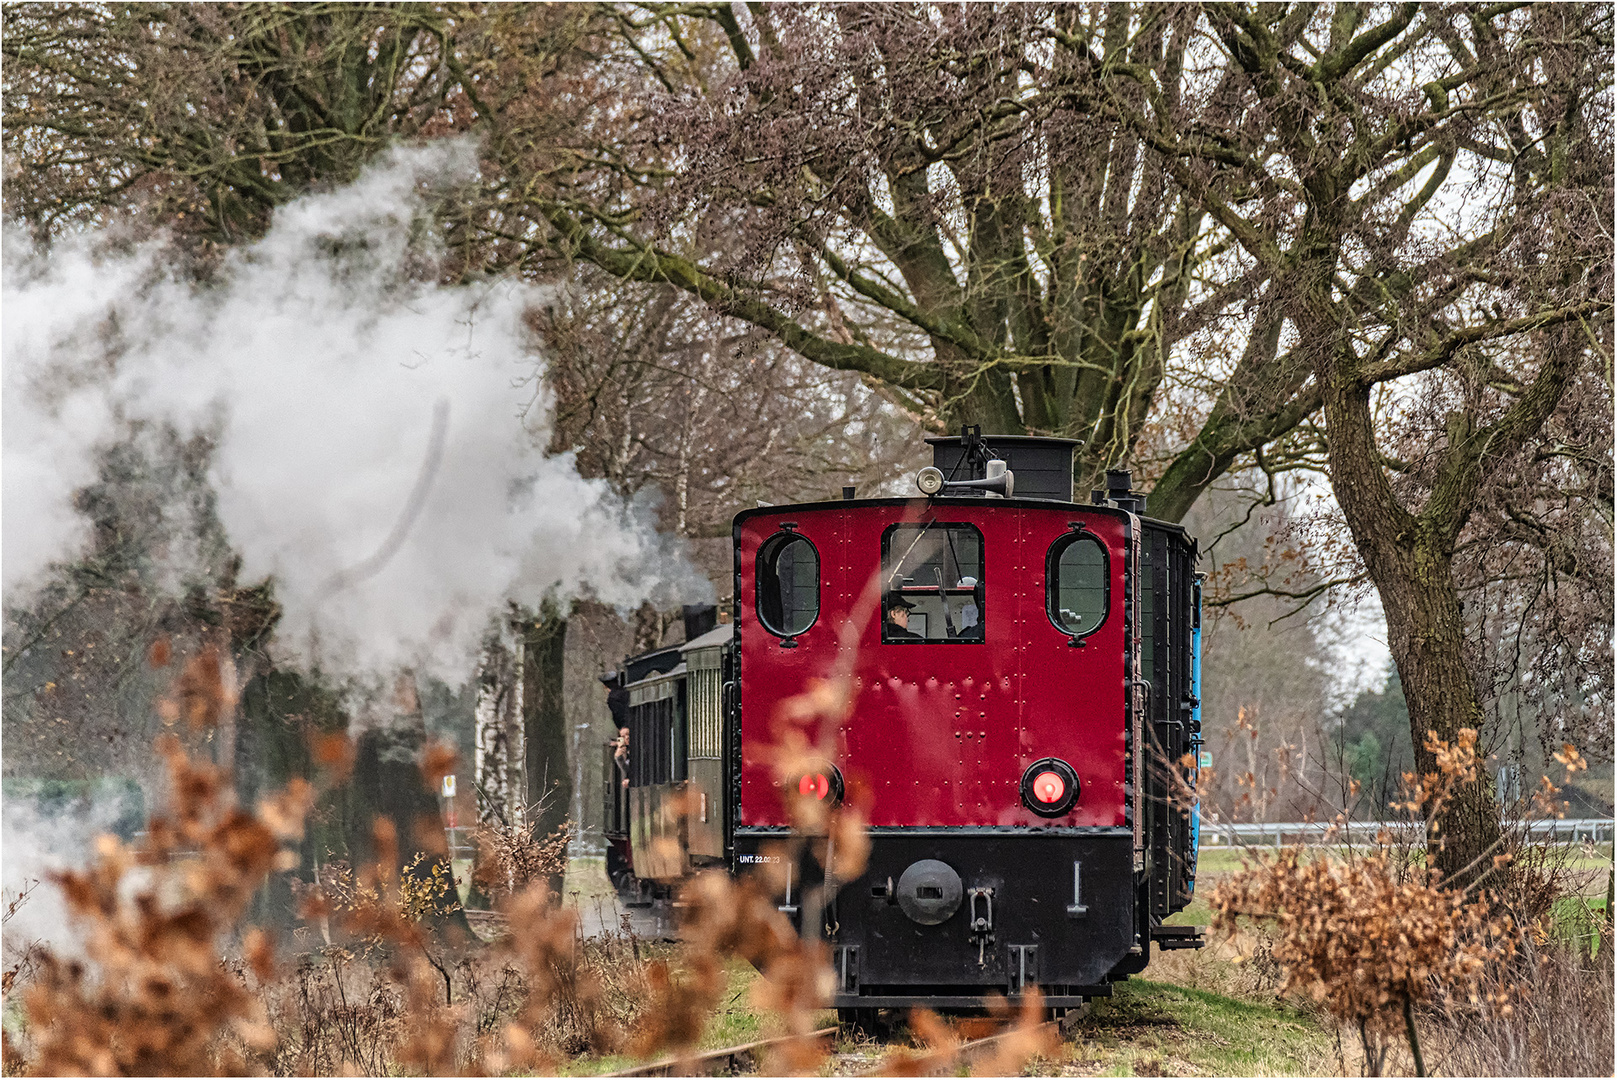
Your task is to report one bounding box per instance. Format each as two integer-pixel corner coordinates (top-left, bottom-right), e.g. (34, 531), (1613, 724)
(757, 533), (819, 637)
(1047, 533), (1107, 636)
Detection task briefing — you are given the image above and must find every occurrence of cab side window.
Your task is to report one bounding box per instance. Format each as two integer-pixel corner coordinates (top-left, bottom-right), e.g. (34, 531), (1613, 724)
(881, 523), (984, 642)
(756, 532), (819, 637)
(1048, 533), (1107, 637)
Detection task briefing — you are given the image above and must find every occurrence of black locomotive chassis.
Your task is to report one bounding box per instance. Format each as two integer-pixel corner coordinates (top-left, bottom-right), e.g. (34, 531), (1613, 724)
(733, 828), (1144, 1009)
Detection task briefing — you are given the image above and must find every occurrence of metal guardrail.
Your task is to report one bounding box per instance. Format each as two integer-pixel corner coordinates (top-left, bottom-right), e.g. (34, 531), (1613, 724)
(1198, 817), (1615, 847)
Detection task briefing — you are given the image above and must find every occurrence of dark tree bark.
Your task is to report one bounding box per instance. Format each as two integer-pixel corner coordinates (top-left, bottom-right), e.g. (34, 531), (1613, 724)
(235, 667), (348, 928)
(347, 683), (472, 937)
(521, 598), (570, 898)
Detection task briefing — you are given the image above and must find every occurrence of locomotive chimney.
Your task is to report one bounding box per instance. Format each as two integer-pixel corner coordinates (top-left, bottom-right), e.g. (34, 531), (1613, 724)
(682, 603), (718, 642)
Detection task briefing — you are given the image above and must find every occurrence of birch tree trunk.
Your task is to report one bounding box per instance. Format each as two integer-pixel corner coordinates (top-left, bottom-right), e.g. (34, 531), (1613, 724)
(473, 621), (526, 829)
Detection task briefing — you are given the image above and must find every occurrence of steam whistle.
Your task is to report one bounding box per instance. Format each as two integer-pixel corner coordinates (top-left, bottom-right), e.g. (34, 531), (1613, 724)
(916, 458), (1014, 498)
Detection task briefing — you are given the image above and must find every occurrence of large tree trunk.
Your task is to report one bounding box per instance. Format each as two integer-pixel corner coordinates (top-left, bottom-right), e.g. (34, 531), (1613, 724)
(235, 666), (343, 928)
(347, 674), (473, 936)
(521, 598), (570, 897)
(1318, 325), (1505, 890)
(1376, 542), (1504, 887)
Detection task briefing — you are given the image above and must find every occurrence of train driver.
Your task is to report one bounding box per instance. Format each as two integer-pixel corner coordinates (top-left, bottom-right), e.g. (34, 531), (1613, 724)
(884, 593), (923, 641)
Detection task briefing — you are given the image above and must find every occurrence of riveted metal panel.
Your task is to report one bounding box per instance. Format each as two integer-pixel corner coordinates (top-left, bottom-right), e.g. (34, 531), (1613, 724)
(734, 501), (1133, 830)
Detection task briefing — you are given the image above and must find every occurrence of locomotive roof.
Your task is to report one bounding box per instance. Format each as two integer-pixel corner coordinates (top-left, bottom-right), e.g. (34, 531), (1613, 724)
(732, 496), (1194, 540)
(921, 433), (1081, 447)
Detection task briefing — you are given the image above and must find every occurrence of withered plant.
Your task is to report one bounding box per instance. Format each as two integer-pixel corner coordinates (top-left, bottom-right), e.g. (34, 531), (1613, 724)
(1212, 729), (1529, 1076)
(16, 734), (309, 1074)
(1, 878), (42, 999)
(471, 811), (571, 902)
(7, 635), (1074, 1077)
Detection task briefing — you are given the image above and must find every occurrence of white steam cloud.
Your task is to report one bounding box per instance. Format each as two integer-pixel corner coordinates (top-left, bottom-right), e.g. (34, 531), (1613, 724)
(2, 790), (141, 960)
(3, 142), (707, 678)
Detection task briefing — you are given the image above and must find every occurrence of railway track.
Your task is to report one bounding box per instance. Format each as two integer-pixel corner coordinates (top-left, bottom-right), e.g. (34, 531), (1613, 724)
(603, 1027), (837, 1077)
(850, 1019), (1061, 1077)
(603, 1018), (1062, 1077)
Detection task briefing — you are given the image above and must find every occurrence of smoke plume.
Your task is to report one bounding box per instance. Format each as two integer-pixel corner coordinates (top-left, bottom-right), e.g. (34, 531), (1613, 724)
(3, 142), (707, 679)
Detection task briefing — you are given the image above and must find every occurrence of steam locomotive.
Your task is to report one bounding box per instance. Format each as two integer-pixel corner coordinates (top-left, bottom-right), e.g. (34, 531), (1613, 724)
(602, 430), (1204, 1014)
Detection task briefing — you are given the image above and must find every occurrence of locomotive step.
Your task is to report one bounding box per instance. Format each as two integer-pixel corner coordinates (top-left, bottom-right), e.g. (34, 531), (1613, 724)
(1149, 924), (1207, 950)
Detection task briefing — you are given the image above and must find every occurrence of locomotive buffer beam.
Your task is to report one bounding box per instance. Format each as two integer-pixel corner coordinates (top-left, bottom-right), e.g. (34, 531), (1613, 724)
(1149, 924), (1207, 950)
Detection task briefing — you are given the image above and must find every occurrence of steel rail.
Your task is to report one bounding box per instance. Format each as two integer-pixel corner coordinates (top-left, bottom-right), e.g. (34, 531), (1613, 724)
(856, 1019), (1061, 1077)
(604, 1026), (838, 1078)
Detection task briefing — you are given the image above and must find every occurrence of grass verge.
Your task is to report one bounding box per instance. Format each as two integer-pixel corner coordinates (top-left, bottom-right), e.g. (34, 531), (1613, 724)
(1059, 978), (1336, 1077)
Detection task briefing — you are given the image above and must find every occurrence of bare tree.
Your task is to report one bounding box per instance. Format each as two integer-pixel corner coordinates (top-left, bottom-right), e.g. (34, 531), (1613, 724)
(1097, 3), (1612, 885)
(1, 3), (483, 243)
(473, 618), (525, 830)
(1190, 480), (1337, 825)
(440, 3), (1328, 510)
(538, 270), (925, 539)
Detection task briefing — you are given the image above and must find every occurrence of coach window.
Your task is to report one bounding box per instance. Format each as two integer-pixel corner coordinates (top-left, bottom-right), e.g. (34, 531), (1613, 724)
(881, 523), (984, 642)
(757, 532), (819, 637)
(1048, 532), (1107, 637)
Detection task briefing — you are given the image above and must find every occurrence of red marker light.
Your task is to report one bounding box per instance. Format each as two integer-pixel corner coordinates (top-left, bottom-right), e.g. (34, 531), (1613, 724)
(1032, 770), (1066, 804)
(1021, 758), (1078, 816)
(799, 773), (830, 800)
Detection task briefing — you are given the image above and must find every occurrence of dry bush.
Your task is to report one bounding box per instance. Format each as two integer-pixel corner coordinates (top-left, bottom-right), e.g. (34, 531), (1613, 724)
(5, 637), (1061, 1077)
(1212, 727), (1617, 1076)
(265, 950), (403, 1076)
(1, 879), (42, 999)
(1419, 745), (1616, 1077)
(250, 892), (654, 1073)
(1428, 930), (1614, 1076)
(471, 813), (571, 902)
(13, 731), (303, 1075)
(1213, 838), (1515, 1074)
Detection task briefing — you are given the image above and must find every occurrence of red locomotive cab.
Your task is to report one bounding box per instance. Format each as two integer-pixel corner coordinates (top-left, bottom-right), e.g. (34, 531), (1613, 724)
(736, 503), (1133, 833)
(725, 431), (1200, 1012)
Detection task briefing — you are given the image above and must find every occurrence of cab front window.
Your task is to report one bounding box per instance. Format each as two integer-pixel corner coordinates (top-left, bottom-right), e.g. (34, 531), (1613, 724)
(881, 523), (984, 642)
(757, 532), (819, 637)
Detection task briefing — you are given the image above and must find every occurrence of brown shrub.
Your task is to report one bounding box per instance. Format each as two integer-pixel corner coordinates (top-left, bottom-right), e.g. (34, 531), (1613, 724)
(4, 639), (1059, 1076)
(1428, 931), (1614, 1076)
(1211, 727), (1617, 1077)
(16, 735), (294, 1076)
(471, 815), (570, 901)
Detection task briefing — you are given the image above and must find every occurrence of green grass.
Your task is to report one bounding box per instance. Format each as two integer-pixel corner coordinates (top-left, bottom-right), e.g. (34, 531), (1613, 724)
(1062, 978), (1336, 1076)
(1552, 894), (1612, 957)
(1196, 842), (1614, 879)
(555, 956), (836, 1075)
(1162, 899), (1214, 928)
(1192, 847), (1250, 875)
